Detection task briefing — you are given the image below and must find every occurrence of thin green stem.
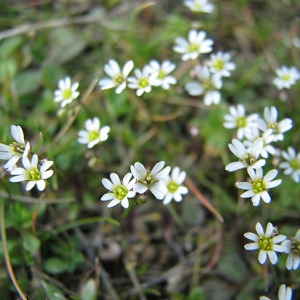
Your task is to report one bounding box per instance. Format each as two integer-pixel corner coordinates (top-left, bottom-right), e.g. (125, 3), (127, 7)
(0, 201), (28, 300)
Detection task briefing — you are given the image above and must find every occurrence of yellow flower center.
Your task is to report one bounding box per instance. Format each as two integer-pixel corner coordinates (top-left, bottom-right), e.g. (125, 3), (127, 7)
(252, 178), (267, 194)
(290, 158), (300, 171)
(236, 116), (247, 128)
(88, 130), (100, 142)
(114, 73), (125, 85)
(291, 239), (300, 255)
(201, 79), (215, 91)
(141, 171), (156, 187)
(158, 69), (166, 79)
(138, 78), (150, 88)
(267, 122), (280, 134)
(62, 89), (73, 99)
(281, 74), (291, 82)
(9, 142), (26, 156)
(113, 185), (128, 200)
(213, 59), (225, 71)
(167, 181), (179, 193)
(258, 236), (274, 251)
(188, 43), (200, 53)
(26, 167), (41, 181)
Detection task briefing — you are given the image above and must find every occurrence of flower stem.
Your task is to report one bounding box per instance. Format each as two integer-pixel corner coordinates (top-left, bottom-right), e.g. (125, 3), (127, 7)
(0, 201), (28, 300)
(185, 177), (224, 222)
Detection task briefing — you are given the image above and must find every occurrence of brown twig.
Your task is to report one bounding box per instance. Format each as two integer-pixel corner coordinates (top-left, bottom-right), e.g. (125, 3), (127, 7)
(185, 177), (224, 222)
(53, 78), (98, 145)
(0, 201), (28, 300)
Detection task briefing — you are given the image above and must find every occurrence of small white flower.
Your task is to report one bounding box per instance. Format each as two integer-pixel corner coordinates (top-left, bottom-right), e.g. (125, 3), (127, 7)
(0, 125), (30, 171)
(260, 284), (293, 300)
(257, 106), (293, 142)
(127, 66), (157, 96)
(163, 167), (189, 205)
(244, 129), (276, 159)
(78, 117), (110, 149)
(244, 222), (287, 265)
(146, 60), (177, 90)
(279, 147), (300, 183)
(225, 138), (265, 172)
(223, 104), (259, 140)
(54, 76), (79, 108)
(99, 59), (134, 94)
(10, 154), (53, 191)
(237, 167), (282, 206)
(130, 161), (171, 200)
(207, 51), (236, 77)
(282, 229), (300, 270)
(101, 173), (136, 209)
(273, 65), (300, 90)
(173, 29), (213, 61)
(185, 65), (222, 105)
(183, 0), (214, 13)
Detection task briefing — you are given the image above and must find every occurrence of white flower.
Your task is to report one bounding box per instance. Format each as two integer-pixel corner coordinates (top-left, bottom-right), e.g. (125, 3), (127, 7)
(163, 167), (189, 205)
(99, 59), (134, 94)
(127, 66), (157, 96)
(244, 129), (276, 159)
(257, 106), (293, 142)
(78, 117), (110, 149)
(146, 60), (177, 90)
(282, 229), (300, 270)
(260, 284), (293, 300)
(9, 154), (53, 191)
(101, 173), (136, 209)
(244, 222), (287, 265)
(273, 65), (300, 90)
(225, 138), (265, 172)
(279, 147), (300, 183)
(54, 76), (79, 108)
(183, 0), (214, 13)
(237, 167), (282, 206)
(185, 65), (222, 105)
(206, 51), (236, 77)
(173, 29), (213, 61)
(0, 125), (30, 171)
(130, 161), (171, 200)
(223, 104), (259, 140)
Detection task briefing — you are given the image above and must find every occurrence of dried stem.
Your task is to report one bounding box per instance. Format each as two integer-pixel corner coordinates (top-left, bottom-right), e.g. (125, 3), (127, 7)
(0, 201), (28, 300)
(185, 177), (224, 222)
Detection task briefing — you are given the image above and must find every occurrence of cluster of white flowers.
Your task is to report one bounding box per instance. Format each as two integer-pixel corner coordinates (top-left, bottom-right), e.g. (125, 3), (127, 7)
(173, 28), (236, 106)
(224, 105), (295, 205)
(0, 125), (54, 191)
(99, 59), (177, 96)
(100, 161), (188, 209)
(224, 103), (298, 298)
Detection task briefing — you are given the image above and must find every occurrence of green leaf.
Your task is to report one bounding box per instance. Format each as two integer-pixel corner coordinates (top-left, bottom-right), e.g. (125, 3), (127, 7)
(0, 36), (24, 57)
(14, 69), (42, 95)
(81, 279), (97, 300)
(23, 233), (40, 254)
(41, 281), (67, 300)
(43, 257), (70, 274)
(187, 287), (206, 300)
(48, 28), (87, 64)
